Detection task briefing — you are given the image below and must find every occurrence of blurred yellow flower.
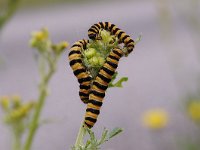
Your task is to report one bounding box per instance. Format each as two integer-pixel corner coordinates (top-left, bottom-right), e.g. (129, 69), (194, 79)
(0, 96), (10, 110)
(32, 28), (49, 41)
(187, 100), (200, 122)
(142, 109), (168, 129)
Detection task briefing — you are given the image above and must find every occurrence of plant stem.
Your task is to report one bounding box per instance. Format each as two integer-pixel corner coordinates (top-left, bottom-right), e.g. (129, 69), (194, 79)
(0, 0), (20, 31)
(23, 65), (55, 150)
(74, 121), (86, 148)
(13, 134), (21, 150)
(12, 123), (23, 150)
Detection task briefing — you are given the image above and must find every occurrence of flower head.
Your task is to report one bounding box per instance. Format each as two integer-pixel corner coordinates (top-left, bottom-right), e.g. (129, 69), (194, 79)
(142, 109), (168, 130)
(187, 100), (200, 123)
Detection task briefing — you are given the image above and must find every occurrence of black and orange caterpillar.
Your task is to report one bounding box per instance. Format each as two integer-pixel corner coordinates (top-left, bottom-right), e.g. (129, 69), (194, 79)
(68, 39), (91, 104)
(84, 48), (124, 128)
(88, 22), (135, 54)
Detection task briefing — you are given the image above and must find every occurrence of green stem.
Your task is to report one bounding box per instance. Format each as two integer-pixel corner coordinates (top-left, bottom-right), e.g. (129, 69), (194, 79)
(74, 121), (86, 148)
(12, 133), (21, 150)
(23, 64), (56, 150)
(12, 123), (23, 150)
(0, 0), (21, 31)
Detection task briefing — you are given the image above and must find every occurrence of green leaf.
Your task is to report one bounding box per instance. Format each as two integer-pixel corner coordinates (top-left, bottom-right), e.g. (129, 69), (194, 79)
(108, 73), (128, 88)
(98, 128), (108, 145)
(112, 77), (128, 88)
(108, 127), (123, 139)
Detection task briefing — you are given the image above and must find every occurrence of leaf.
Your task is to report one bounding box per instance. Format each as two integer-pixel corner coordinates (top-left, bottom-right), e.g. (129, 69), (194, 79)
(98, 128), (108, 145)
(112, 77), (128, 88)
(108, 127), (123, 139)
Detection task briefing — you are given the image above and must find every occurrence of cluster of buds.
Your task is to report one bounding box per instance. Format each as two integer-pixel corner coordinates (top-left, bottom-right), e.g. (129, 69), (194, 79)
(83, 30), (119, 78)
(0, 95), (35, 124)
(30, 28), (69, 56)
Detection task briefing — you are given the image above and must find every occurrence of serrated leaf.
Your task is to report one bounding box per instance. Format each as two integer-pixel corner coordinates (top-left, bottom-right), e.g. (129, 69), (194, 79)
(108, 127), (123, 139)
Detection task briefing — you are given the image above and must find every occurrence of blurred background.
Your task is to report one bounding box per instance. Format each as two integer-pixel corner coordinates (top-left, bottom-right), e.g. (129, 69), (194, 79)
(0, 0), (200, 149)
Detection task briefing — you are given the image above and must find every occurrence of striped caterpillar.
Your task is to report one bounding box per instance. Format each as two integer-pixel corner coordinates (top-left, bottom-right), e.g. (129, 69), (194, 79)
(88, 22), (135, 54)
(68, 39), (91, 104)
(84, 48), (124, 128)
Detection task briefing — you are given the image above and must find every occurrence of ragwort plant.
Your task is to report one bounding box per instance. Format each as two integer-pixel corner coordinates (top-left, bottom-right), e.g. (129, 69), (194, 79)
(0, 28), (68, 150)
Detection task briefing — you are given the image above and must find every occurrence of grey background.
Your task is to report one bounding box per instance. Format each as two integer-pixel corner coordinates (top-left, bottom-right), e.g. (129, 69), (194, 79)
(0, 0), (200, 150)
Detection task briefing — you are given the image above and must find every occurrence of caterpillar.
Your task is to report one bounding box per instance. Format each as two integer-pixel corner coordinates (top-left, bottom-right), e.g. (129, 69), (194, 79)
(88, 22), (135, 54)
(68, 39), (91, 104)
(84, 48), (123, 128)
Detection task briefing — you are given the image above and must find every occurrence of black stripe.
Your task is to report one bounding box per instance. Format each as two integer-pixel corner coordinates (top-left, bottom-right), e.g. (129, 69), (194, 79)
(113, 49), (123, 57)
(88, 34), (96, 40)
(79, 91), (88, 97)
(85, 122), (92, 128)
(82, 40), (87, 49)
(78, 76), (91, 84)
(68, 50), (81, 56)
(108, 55), (119, 61)
(89, 99), (102, 107)
(106, 61), (118, 69)
(97, 73), (111, 83)
(126, 39), (134, 45)
(91, 90), (105, 98)
(79, 40), (84, 45)
(93, 25), (99, 32)
(128, 49), (133, 53)
(113, 27), (120, 35)
(73, 68), (85, 76)
(99, 22), (104, 28)
(71, 44), (81, 48)
(121, 35), (129, 43)
(102, 66), (115, 76)
(85, 117), (97, 123)
(94, 23), (101, 29)
(80, 84), (90, 90)
(69, 59), (82, 66)
(88, 28), (97, 34)
(86, 108), (100, 115)
(117, 31), (124, 39)
(110, 24), (115, 31)
(93, 81), (108, 91)
(105, 22), (109, 30)
(82, 99), (89, 104)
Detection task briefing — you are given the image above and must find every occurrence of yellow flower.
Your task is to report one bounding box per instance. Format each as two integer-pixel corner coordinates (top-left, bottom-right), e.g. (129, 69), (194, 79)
(0, 96), (10, 110)
(142, 109), (168, 129)
(32, 28), (49, 41)
(187, 100), (200, 122)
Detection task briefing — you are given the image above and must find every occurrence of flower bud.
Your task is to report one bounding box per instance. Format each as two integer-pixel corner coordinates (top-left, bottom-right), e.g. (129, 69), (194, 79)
(84, 48), (97, 59)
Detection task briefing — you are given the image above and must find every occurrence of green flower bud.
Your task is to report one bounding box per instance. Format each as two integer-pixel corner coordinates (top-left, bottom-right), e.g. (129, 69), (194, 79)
(98, 57), (105, 66)
(85, 48), (97, 59)
(52, 41), (69, 55)
(89, 56), (99, 66)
